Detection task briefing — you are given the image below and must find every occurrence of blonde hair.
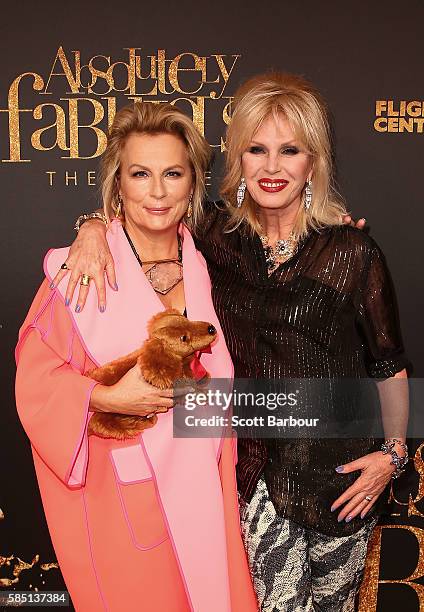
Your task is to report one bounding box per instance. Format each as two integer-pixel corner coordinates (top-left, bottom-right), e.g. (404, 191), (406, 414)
(220, 72), (347, 237)
(100, 102), (211, 231)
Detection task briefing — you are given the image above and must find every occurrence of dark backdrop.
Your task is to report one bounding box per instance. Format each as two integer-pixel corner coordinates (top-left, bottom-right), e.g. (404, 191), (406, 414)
(1, 1), (423, 609)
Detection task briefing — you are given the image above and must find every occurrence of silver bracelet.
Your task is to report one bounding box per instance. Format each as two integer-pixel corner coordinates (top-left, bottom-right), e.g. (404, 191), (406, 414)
(380, 438), (409, 479)
(74, 212), (108, 233)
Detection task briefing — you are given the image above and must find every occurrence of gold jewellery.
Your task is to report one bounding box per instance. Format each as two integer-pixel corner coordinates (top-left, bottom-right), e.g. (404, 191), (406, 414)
(74, 212), (107, 233)
(60, 262), (91, 287)
(80, 274), (91, 286)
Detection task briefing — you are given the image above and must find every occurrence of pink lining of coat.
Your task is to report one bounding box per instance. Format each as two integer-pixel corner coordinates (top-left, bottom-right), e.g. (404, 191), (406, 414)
(44, 221), (234, 612)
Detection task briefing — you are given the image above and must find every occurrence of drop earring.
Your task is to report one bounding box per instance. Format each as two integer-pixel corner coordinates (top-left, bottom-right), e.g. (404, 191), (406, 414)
(304, 179), (312, 211)
(186, 193), (193, 218)
(236, 178), (246, 208)
(115, 194), (123, 217)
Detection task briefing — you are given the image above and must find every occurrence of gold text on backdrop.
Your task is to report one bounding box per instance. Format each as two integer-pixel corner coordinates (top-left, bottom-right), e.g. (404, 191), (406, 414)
(374, 100), (424, 132)
(0, 46), (240, 162)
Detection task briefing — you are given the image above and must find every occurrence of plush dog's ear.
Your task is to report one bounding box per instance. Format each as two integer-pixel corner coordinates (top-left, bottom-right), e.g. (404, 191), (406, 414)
(138, 338), (183, 389)
(147, 309), (182, 335)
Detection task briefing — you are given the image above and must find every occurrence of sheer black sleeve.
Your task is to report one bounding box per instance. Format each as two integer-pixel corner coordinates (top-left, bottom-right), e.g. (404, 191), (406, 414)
(356, 245), (409, 378)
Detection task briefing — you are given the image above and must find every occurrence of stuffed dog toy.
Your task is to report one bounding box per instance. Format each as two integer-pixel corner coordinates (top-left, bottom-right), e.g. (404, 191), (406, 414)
(86, 309), (217, 440)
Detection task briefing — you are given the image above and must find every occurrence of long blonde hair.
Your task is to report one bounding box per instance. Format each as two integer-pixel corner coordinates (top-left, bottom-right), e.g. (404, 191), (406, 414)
(100, 102), (211, 231)
(220, 72), (347, 237)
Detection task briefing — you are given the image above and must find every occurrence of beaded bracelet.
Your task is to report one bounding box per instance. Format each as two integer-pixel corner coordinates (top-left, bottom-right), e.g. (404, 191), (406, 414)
(381, 438), (409, 479)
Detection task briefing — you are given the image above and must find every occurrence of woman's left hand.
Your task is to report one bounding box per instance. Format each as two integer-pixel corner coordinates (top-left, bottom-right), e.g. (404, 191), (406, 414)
(342, 214), (367, 229)
(330, 451), (396, 522)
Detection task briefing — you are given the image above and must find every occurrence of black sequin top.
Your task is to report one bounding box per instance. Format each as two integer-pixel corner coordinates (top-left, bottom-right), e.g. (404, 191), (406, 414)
(194, 202), (409, 536)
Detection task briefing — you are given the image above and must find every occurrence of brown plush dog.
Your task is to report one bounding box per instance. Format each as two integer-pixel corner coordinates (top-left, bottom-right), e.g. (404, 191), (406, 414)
(86, 309), (217, 440)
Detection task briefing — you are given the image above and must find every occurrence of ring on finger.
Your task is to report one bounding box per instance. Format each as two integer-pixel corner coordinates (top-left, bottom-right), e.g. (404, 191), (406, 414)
(61, 262), (69, 270)
(365, 495), (373, 502)
(80, 273), (91, 286)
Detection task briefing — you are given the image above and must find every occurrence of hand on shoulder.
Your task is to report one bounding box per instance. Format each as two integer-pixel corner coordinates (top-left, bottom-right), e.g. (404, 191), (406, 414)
(342, 214), (367, 230)
(50, 217), (116, 313)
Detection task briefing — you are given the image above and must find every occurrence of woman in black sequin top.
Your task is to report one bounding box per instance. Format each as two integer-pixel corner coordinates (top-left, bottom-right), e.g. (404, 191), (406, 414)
(61, 72), (408, 611)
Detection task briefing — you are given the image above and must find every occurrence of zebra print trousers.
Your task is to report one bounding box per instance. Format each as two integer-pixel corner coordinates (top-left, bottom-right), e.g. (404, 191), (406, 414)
(239, 478), (377, 612)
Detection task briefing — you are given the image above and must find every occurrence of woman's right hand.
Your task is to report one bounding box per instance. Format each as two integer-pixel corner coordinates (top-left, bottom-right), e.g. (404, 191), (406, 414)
(51, 219), (116, 313)
(89, 363), (194, 417)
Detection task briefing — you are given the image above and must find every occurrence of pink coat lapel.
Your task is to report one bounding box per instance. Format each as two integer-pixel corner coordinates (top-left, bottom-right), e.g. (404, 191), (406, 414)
(44, 221), (234, 612)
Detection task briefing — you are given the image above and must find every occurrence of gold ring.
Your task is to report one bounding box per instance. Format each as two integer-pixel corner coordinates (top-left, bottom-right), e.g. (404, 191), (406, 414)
(365, 495), (373, 501)
(61, 262), (69, 270)
(80, 274), (91, 286)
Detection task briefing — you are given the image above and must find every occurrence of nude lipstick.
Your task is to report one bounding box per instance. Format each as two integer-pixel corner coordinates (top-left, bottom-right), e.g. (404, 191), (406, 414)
(145, 207), (171, 215)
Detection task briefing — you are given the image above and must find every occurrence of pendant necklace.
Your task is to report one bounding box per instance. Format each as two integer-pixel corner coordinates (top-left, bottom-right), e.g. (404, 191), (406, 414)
(123, 227), (183, 295)
(259, 230), (298, 274)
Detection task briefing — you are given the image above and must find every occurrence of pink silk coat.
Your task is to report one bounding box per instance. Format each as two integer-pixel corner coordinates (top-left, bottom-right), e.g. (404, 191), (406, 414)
(15, 221), (257, 612)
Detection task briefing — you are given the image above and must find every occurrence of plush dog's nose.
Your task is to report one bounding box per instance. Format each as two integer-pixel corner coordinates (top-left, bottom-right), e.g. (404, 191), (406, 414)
(208, 325), (216, 334)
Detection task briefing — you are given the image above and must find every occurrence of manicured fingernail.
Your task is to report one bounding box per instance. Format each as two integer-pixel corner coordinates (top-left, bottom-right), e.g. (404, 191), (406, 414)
(65, 298), (70, 307)
(49, 282), (55, 289)
(99, 304), (106, 313)
(75, 305), (81, 313)
(335, 466), (344, 473)
(330, 506), (336, 512)
(362, 218), (367, 223)
(345, 516), (352, 522)
(338, 516), (343, 522)
(360, 512), (365, 519)
(113, 283), (118, 291)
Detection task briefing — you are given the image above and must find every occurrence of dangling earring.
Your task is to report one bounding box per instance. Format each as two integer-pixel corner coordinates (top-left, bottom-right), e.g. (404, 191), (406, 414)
(236, 178), (246, 208)
(304, 179), (312, 211)
(186, 193), (193, 218)
(115, 194), (123, 217)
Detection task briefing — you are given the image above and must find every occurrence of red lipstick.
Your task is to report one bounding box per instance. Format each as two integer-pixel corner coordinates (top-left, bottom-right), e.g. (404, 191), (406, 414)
(258, 178), (289, 193)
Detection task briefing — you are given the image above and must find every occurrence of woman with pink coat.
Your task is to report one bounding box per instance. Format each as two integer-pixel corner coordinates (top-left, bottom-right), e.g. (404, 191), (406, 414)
(15, 102), (257, 612)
